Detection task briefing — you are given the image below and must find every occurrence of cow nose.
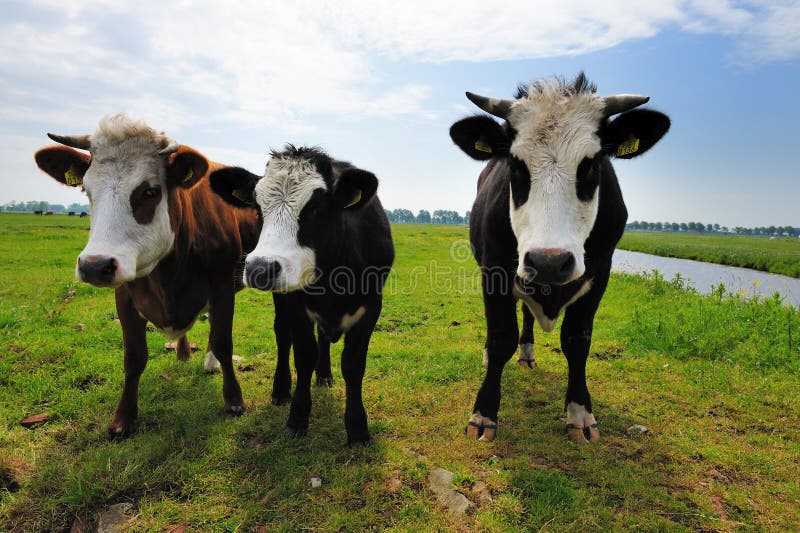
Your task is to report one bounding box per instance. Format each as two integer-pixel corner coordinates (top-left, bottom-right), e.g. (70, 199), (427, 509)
(523, 249), (576, 285)
(78, 256), (118, 286)
(245, 258), (282, 290)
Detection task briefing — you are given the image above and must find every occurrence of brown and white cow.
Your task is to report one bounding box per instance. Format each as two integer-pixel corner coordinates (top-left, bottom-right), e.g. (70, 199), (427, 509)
(34, 114), (261, 439)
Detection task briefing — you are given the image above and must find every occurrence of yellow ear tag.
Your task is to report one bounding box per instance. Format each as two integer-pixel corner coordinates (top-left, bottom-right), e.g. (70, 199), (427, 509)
(183, 168), (194, 183)
(344, 189), (362, 209)
(474, 138), (493, 154)
(617, 138), (640, 157)
(64, 165), (82, 186)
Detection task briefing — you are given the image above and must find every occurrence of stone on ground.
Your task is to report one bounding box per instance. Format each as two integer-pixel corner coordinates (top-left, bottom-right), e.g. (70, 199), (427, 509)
(429, 468), (472, 516)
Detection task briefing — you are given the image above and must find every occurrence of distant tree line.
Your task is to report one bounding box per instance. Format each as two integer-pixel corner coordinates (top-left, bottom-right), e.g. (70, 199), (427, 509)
(3, 201), (794, 235)
(0, 201), (90, 213)
(384, 209), (470, 225)
(627, 220), (799, 237)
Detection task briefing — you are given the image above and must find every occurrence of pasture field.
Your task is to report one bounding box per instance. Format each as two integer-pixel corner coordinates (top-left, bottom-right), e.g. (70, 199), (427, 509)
(618, 231), (800, 278)
(1, 212), (798, 531)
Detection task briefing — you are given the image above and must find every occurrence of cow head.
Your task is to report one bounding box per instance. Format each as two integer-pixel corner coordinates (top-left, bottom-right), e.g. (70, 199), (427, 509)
(209, 145), (377, 292)
(34, 114), (207, 287)
(450, 73), (670, 285)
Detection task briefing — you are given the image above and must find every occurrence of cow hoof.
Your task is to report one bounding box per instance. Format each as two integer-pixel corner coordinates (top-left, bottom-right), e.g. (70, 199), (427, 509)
(225, 404), (245, 417)
(565, 402), (599, 443)
(204, 351), (221, 373)
(466, 411), (497, 442)
(517, 343), (535, 368)
(271, 394), (292, 406)
(285, 426), (307, 438)
(566, 424), (587, 443)
(566, 423), (600, 443)
(316, 376), (333, 387)
(347, 433), (372, 446)
(107, 422), (134, 441)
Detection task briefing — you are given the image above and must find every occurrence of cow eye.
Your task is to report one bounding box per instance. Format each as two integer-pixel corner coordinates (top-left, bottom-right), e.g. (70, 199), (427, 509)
(304, 190), (327, 211)
(509, 157), (531, 209)
(143, 186), (161, 199)
(576, 157), (600, 201)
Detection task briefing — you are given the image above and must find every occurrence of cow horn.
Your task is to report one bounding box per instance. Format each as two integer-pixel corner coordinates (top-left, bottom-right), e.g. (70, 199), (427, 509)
(47, 133), (91, 150)
(601, 94), (650, 117)
(466, 92), (514, 119)
(158, 137), (179, 156)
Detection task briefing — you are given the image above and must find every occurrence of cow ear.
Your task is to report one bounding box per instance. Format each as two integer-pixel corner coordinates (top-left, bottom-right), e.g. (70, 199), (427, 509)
(334, 168), (378, 210)
(209, 166), (260, 208)
(449, 115), (509, 160)
(167, 147), (208, 188)
(603, 109), (670, 159)
(34, 146), (91, 187)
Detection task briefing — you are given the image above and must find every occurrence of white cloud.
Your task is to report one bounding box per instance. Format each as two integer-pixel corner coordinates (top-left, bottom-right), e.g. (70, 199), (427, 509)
(679, 1), (800, 62)
(321, 0), (685, 62)
(2, 0), (798, 138)
(2, 0), (799, 215)
(681, 0), (753, 33)
(741, 2), (800, 62)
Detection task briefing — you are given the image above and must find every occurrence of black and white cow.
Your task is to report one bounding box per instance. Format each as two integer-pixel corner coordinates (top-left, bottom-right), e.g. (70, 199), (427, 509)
(208, 145), (394, 444)
(450, 74), (670, 443)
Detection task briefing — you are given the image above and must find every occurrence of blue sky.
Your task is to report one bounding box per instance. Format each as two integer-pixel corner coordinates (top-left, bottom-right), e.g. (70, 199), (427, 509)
(1, 0), (798, 227)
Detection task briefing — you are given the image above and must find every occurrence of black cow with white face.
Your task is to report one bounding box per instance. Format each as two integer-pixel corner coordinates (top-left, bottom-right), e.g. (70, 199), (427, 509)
(208, 146), (394, 444)
(450, 74), (669, 443)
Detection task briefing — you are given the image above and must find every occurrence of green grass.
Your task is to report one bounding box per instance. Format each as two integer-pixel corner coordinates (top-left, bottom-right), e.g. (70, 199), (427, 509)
(1, 212), (798, 531)
(618, 231), (800, 278)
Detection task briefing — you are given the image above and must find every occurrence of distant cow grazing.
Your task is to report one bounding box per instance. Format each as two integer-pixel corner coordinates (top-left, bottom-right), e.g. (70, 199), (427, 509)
(34, 114), (261, 439)
(209, 145), (394, 444)
(45, 211), (54, 215)
(79, 211), (88, 217)
(33, 210), (43, 215)
(68, 211), (76, 216)
(450, 74), (669, 442)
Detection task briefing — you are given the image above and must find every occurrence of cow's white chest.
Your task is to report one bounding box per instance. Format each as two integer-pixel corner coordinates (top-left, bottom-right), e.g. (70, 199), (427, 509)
(141, 303), (209, 340)
(158, 325), (191, 341)
(340, 306), (366, 331)
(513, 279), (592, 332)
(305, 305), (367, 332)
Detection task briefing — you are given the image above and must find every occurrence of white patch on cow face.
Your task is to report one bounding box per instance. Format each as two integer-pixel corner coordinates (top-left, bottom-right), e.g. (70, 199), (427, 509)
(507, 85), (605, 284)
(247, 157), (326, 292)
(77, 115), (174, 286)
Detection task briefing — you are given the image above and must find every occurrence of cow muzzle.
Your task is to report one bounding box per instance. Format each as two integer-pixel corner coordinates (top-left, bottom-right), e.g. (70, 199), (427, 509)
(245, 257), (283, 291)
(522, 248), (579, 285)
(77, 255), (119, 287)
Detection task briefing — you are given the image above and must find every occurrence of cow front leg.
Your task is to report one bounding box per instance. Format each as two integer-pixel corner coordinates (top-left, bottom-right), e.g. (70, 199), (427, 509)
(209, 283), (244, 416)
(468, 277), (518, 442)
(518, 303), (536, 368)
(109, 287), (148, 439)
(286, 315), (317, 437)
(340, 306), (380, 445)
(316, 327), (333, 387)
(561, 308), (599, 443)
(271, 293), (292, 405)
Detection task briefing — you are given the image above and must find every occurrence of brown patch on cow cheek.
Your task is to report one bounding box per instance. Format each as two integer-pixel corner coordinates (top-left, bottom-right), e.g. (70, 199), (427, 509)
(130, 182), (161, 224)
